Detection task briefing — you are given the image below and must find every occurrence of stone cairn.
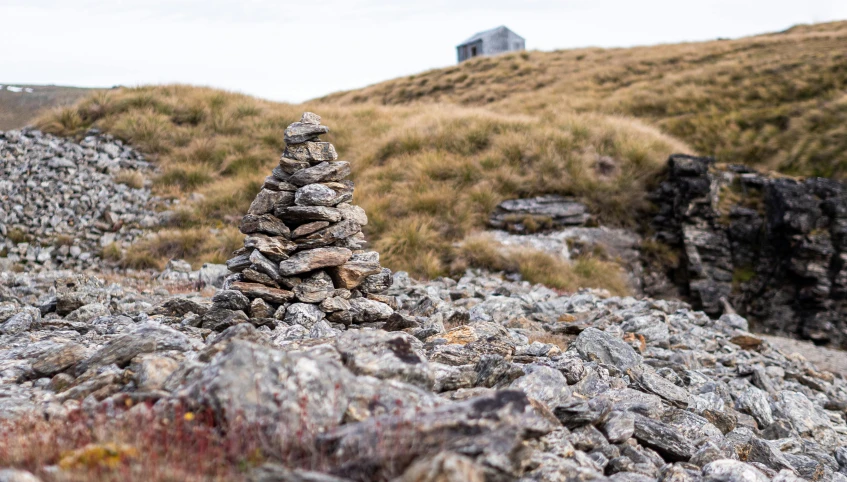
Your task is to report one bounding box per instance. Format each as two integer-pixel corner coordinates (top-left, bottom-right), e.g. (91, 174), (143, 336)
(214, 112), (394, 330)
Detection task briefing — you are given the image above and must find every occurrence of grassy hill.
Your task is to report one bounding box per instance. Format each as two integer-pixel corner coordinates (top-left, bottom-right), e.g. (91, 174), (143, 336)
(34, 21), (847, 291)
(325, 21), (847, 178)
(0, 84), (102, 131)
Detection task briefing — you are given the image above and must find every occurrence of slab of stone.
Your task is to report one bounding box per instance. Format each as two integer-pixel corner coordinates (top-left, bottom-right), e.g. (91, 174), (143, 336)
(278, 247), (352, 276)
(239, 214), (290, 237)
(230, 281), (294, 304)
(288, 162), (351, 187)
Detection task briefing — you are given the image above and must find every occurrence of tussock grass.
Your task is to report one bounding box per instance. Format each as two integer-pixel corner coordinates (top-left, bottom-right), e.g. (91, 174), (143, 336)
(113, 170), (145, 189)
(38, 85), (683, 289)
(325, 21), (847, 179)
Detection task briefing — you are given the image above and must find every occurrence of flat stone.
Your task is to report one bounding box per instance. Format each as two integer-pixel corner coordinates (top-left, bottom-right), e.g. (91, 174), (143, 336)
(291, 221), (330, 239)
(244, 234), (296, 262)
(32, 343), (86, 377)
(294, 183), (348, 207)
(294, 219), (361, 250)
(278, 247), (352, 276)
(276, 205), (343, 224)
(283, 142), (338, 163)
(288, 161), (351, 187)
(239, 214), (290, 237)
(247, 189), (294, 215)
(284, 122), (329, 145)
(337, 203), (368, 226)
(262, 176), (297, 192)
(571, 327), (643, 371)
(231, 281), (294, 304)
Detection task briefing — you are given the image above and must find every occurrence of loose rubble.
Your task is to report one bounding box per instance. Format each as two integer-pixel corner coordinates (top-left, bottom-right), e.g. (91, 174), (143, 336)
(0, 128), (160, 270)
(2, 264), (847, 481)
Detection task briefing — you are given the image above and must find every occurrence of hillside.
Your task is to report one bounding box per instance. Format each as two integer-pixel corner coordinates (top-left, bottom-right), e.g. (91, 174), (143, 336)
(32, 21), (847, 290)
(35, 86), (683, 289)
(0, 84), (102, 130)
(324, 21), (847, 179)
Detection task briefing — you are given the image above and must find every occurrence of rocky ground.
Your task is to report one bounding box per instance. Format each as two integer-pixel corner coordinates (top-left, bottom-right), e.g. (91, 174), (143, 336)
(0, 128), (161, 271)
(1, 266), (846, 481)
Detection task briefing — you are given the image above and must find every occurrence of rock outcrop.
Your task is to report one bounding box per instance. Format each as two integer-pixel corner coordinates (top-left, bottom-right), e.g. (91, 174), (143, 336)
(651, 154), (847, 348)
(218, 112), (393, 329)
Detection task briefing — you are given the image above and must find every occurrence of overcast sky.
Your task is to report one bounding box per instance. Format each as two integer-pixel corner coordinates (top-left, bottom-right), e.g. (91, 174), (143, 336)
(2, 0), (846, 102)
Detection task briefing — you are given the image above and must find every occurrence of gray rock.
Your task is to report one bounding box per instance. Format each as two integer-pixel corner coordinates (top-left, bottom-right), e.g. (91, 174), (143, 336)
(284, 303), (325, 329)
(244, 234), (296, 262)
(571, 327), (643, 371)
(288, 161), (351, 187)
(735, 386), (774, 428)
(75, 323), (197, 375)
(212, 289), (250, 311)
(509, 365), (571, 410)
(293, 271), (335, 303)
(632, 414), (695, 462)
(282, 141), (338, 163)
(335, 330), (434, 389)
(278, 247), (352, 276)
(294, 183), (345, 207)
(701, 460), (769, 482)
(284, 121), (329, 144)
(277, 205), (343, 223)
(239, 214), (290, 237)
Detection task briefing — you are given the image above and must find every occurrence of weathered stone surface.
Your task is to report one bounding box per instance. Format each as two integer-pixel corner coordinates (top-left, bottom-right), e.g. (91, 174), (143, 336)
(239, 214), (290, 237)
(348, 297), (393, 323)
(291, 221), (331, 239)
(244, 234), (296, 262)
(294, 183), (348, 207)
(230, 281), (294, 304)
(489, 195), (590, 232)
(283, 142), (338, 163)
(200, 308), (249, 331)
(288, 162), (351, 187)
(250, 298), (275, 319)
(571, 327), (643, 371)
(278, 247), (352, 276)
(632, 414), (695, 462)
(327, 251), (382, 289)
(31, 342), (86, 377)
(180, 340), (348, 432)
(284, 123), (329, 145)
(277, 205), (343, 223)
(294, 219), (361, 250)
(335, 330), (433, 389)
(701, 460), (769, 482)
(293, 271), (335, 303)
(74, 324), (196, 375)
(247, 189), (294, 215)
(249, 249), (282, 282)
(211, 289), (250, 311)
(317, 391), (556, 480)
(336, 203), (368, 226)
(284, 303), (325, 329)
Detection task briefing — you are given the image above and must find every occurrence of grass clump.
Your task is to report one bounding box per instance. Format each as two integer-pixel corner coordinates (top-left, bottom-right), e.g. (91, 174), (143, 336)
(113, 170), (145, 189)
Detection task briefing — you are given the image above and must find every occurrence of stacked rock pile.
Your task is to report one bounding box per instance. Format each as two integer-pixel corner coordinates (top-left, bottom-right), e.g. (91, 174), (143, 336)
(214, 113), (393, 330)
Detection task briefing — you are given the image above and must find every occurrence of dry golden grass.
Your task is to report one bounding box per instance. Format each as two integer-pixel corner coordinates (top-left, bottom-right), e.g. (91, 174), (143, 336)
(325, 21), (847, 179)
(113, 170), (145, 189)
(38, 85), (683, 286)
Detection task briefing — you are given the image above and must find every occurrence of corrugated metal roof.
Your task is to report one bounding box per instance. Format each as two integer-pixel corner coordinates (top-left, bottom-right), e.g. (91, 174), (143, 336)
(457, 26), (523, 47)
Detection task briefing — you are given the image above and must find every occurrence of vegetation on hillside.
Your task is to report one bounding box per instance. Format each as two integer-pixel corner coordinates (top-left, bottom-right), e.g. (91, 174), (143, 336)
(324, 21), (847, 178)
(38, 85), (683, 290)
(0, 84), (101, 131)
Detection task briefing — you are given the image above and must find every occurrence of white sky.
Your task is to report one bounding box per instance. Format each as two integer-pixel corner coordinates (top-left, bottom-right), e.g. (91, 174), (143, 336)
(2, 0), (846, 103)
